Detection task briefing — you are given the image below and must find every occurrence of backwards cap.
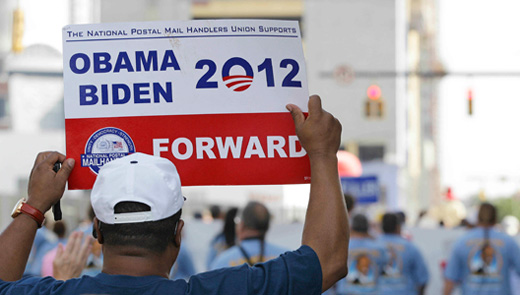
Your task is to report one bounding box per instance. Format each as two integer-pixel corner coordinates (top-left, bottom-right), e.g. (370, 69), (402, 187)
(91, 153), (183, 224)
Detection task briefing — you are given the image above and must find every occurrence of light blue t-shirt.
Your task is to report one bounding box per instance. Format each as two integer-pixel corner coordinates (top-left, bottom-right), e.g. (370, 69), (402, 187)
(206, 233), (227, 269)
(24, 227), (58, 277)
(378, 234), (429, 295)
(336, 237), (387, 295)
(210, 239), (289, 270)
(170, 242), (197, 281)
(445, 227), (520, 295)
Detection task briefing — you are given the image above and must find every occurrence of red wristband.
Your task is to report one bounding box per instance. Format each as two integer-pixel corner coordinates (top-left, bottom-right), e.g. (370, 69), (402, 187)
(20, 203), (45, 228)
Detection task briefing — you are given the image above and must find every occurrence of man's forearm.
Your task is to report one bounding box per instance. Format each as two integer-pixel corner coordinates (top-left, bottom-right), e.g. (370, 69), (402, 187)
(287, 96), (347, 292)
(0, 152), (74, 281)
(0, 215), (39, 281)
(302, 155), (349, 291)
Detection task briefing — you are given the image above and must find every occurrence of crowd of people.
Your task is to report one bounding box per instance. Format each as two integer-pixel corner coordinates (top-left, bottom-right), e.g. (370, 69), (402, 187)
(1, 95), (520, 295)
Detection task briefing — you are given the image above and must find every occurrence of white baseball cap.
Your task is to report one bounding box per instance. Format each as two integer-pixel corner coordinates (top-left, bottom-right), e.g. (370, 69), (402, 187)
(91, 153), (184, 224)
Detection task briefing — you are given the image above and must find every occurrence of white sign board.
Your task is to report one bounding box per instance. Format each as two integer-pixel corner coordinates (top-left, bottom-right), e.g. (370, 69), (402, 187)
(62, 20), (310, 189)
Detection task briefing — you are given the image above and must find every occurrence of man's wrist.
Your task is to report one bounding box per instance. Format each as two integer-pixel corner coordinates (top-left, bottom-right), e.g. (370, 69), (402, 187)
(26, 198), (51, 214)
(12, 198), (46, 228)
(308, 153), (338, 165)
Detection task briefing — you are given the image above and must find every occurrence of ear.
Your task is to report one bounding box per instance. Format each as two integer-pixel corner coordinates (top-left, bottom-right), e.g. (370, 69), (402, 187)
(93, 217), (104, 244)
(173, 219), (184, 248)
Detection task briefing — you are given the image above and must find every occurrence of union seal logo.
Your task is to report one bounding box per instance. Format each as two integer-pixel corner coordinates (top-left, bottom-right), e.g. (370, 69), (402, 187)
(81, 127), (136, 174)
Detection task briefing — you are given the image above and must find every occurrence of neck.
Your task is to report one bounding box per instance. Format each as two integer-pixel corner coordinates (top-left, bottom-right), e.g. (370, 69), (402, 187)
(478, 223), (494, 228)
(239, 229), (264, 241)
(101, 246), (175, 278)
(351, 231), (370, 238)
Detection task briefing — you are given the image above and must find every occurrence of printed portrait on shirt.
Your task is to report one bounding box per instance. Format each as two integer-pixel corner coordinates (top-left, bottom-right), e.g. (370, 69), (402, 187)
(382, 245), (403, 278)
(347, 253), (376, 286)
(469, 242), (501, 276)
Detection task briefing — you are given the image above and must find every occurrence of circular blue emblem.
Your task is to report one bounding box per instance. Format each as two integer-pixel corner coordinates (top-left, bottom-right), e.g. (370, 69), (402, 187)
(81, 127), (136, 174)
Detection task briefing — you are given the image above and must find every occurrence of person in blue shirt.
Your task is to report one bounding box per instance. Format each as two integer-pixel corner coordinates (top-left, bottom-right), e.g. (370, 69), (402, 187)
(0, 95), (349, 295)
(23, 221), (57, 277)
(206, 207), (238, 269)
(378, 212), (429, 295)
(210, 201), (289, 270)
(444, 202), (520, 295)
(169, 235), (197, 281)
(336, 214), (387, 295)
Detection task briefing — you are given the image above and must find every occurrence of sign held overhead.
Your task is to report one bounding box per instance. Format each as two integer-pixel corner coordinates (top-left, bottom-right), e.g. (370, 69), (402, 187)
(63, 19), (310, 189)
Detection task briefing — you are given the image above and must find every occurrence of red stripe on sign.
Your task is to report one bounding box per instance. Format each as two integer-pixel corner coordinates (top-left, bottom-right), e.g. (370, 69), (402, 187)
(65, 112), (310, 190)
(225, 79), (253, 88)
(222, 75), (253, 81)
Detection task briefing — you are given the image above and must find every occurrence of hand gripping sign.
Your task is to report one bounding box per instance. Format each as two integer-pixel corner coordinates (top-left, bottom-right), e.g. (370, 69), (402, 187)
(63, 20), (310, 189)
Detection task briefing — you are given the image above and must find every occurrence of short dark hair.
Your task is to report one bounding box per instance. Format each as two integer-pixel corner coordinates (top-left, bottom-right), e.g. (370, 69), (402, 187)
(382, 213), (399, 234)
(53, 221), (66, 238)
(210, 205), (221, 219)
(242, 201), (270, 235)
(100, 202), (182, 253)
(344, 193), (355, 213)
(352, 214), (369, 233)
(478, 202), (497, 225)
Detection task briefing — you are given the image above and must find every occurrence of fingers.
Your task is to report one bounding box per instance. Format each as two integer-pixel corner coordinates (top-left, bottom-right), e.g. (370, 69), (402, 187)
(33, 151), (52, 167)
(32, 151), (74, 184)
(41, 152), (67, 168)
(79, 235), (94, 264)
(55, 243), (64, 259)
(286, 103), (305, 127)
(66, 232), (82, 256)
(56, 158), (75, 183)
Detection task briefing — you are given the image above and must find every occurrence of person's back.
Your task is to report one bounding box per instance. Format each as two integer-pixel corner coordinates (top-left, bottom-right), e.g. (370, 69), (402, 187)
(378, 213), (428, 295)
(210, 238), (288, 269)
(445, 227), (520, 294)
(206, 207), (238, 269)
(10, 252), (319, 295)
(444, 202), (520, 295)
(210, 201), (289, 270)
(336, 214), (387, 295)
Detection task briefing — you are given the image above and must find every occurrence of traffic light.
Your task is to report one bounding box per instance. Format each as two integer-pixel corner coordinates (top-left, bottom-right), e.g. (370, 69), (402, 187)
(467, 89), (473, 116)
(364, 84), (384, 118)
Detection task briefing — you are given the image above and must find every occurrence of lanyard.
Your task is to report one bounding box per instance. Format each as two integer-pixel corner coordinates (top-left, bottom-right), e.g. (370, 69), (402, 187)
(238, 238), (265, 266)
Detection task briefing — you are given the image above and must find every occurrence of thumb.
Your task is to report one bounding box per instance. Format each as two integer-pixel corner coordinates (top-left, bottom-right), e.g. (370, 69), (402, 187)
(307, 95), (323, 117)
(286, 104), (305, 128)
(56, 158), (75, 182)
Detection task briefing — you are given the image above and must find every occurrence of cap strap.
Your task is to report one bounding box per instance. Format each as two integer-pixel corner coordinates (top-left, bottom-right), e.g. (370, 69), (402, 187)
(113, 212), (152, 224)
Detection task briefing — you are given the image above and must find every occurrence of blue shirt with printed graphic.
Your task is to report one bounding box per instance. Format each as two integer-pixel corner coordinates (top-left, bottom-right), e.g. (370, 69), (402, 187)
(445, 227), (520, 295)
(0, 245), (321, 295)
(378, 234), (429, 295)
(210, 238), (289, 270)
(336, 236), (387, 295)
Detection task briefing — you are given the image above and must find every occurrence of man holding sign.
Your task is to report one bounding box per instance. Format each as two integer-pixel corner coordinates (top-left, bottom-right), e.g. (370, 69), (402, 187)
(0, 95), (348, 295)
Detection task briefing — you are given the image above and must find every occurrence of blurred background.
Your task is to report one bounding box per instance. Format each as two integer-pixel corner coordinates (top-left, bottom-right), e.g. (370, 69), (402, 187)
(2, 0), (520, 293)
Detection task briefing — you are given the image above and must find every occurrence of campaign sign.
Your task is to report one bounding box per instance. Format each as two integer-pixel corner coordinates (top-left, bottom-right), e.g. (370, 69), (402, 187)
(63, 20), (310, 189)
(341, 176), (380, 204)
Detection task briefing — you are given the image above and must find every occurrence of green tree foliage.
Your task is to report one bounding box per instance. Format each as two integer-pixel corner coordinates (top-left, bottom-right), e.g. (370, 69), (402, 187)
(493, 197), (520, 222)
